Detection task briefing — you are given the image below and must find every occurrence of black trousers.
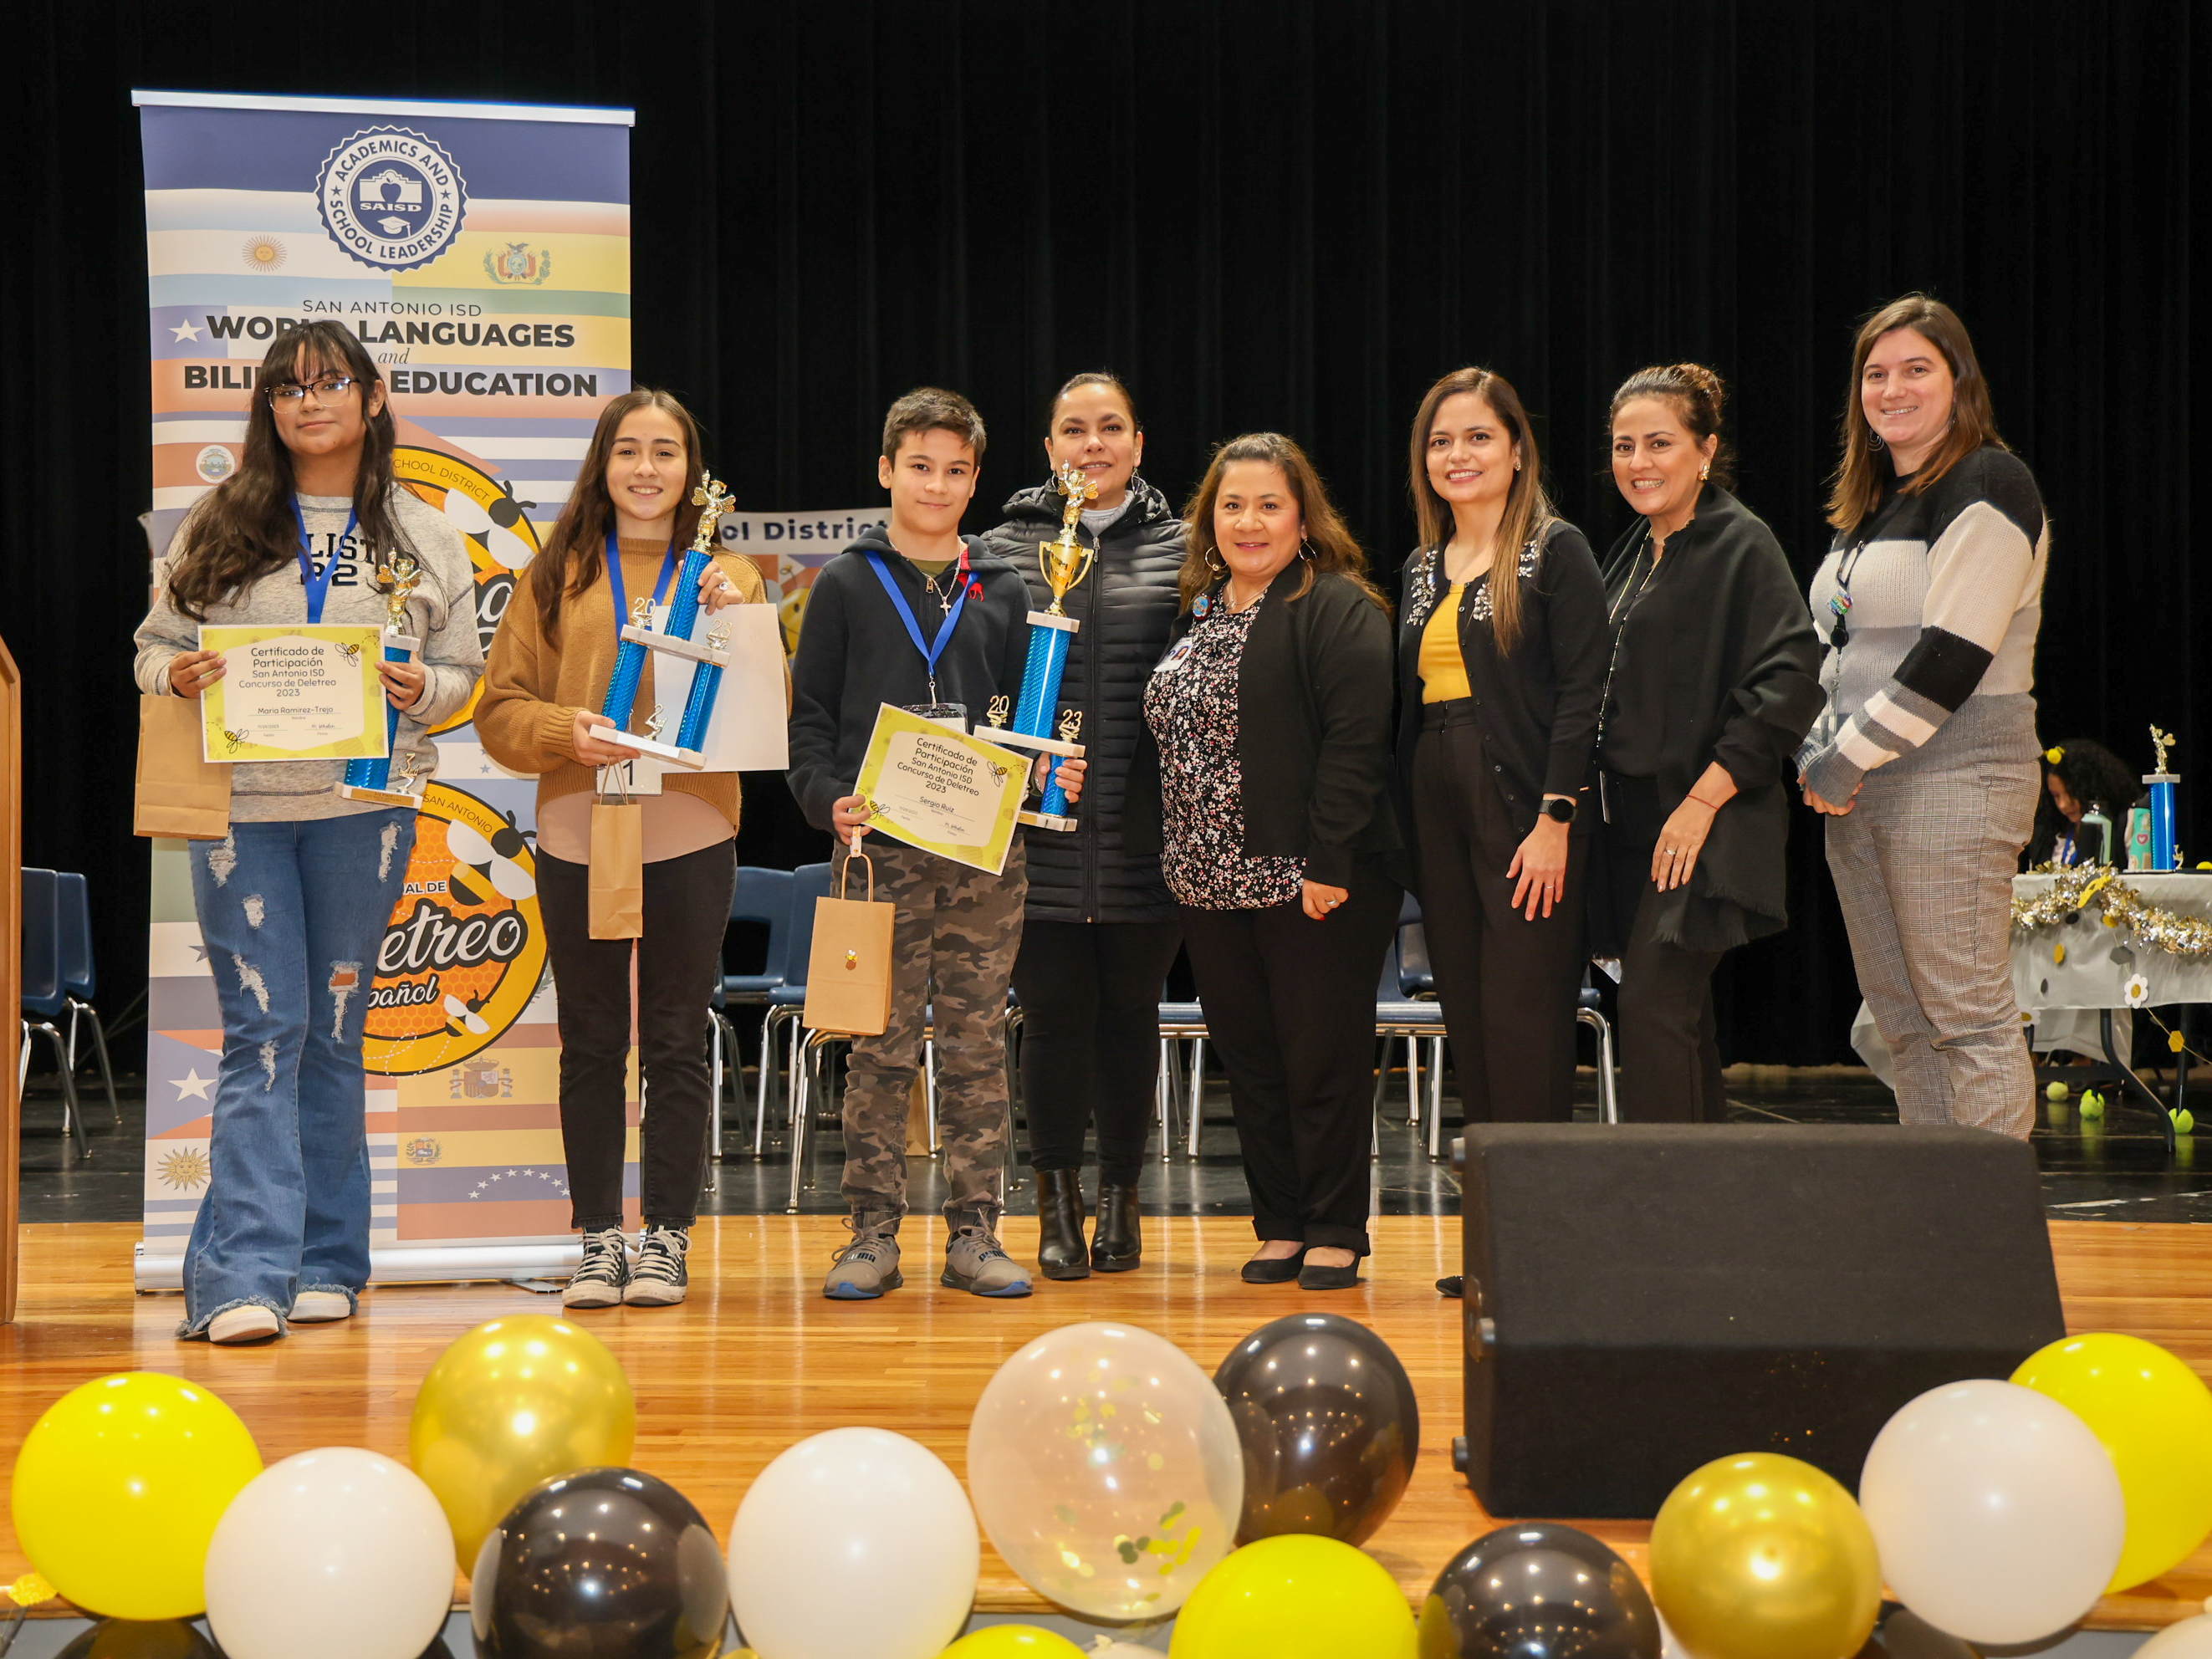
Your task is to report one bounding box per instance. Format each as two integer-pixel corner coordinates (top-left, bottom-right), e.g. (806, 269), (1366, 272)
(537, 839), (737, 1229)
(1600, 774), (1727, 1123)
(1413, 711), (1591, 1123)
(1011, 917), (1183, 1188)
(1178, 865), (1400, 1254)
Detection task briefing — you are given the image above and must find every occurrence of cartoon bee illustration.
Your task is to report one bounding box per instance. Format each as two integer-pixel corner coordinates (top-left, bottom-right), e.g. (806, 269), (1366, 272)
(221, 728), (250, 755)
(446, 810), (536, 905)
(442, 992), (493, 1037)
(337, 641), (363, 665)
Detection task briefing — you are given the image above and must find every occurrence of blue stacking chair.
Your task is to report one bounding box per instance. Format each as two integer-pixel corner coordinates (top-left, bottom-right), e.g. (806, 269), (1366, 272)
(18, 869), (89, 1160)
(1375, 928), (1447, 1159)
(56, 872), (120, 1126)
(708, 867), (796, 1160)
(756, 861), (833, 1156)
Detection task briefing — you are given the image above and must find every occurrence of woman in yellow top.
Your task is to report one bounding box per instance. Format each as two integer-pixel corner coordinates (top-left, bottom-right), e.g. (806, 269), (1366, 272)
(1391, 369), (1609, 1122)
(477, 388), (773, 1309)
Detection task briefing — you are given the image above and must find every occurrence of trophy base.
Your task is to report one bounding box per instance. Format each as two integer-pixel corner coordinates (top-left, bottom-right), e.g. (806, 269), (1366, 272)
(973, 725), (1085, 759)
(335, 783), (423, 809)
(604, 729), (707, 770)
(620, 624), (731, 669)
(1018, 809), (1078, 833)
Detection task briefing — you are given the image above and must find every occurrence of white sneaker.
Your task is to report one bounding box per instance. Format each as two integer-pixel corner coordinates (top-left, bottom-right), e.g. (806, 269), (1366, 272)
(207, 1305), (284, 1345)
(289, 1290), (354, 1323)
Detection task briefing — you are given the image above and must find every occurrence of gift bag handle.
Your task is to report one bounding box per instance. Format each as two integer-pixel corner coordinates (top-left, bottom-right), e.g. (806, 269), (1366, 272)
(838, 845), (876, 903)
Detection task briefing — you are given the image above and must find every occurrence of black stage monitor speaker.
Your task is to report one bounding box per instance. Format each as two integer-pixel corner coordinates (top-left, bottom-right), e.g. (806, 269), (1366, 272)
(1451, 1124), (2065, 1519)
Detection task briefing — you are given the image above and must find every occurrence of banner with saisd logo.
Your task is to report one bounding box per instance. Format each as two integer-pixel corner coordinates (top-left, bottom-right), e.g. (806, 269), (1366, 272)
(133, 90), (636, 1289)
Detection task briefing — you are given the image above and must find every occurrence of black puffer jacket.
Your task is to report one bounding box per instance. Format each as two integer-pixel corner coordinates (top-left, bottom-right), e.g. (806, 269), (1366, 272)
(979, 474), (1186, 922)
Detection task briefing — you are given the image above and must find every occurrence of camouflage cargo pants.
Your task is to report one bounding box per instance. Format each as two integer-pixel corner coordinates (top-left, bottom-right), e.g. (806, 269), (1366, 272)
(836, 836), (1026, 1231)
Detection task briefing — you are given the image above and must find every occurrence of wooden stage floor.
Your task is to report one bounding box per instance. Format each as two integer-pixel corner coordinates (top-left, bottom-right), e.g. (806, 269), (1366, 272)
(4, 1216), (2212, 1631)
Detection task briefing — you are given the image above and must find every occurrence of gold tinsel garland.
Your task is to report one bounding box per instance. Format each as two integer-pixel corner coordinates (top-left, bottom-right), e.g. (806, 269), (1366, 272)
(2011, 864), (2212, 958)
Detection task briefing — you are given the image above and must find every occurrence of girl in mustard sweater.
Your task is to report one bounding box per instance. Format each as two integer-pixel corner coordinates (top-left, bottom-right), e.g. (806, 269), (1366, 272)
(477, 389), (770, 1308)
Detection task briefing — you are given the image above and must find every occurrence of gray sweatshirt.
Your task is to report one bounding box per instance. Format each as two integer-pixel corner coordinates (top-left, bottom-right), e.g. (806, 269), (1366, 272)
(133, 487), (483, 822)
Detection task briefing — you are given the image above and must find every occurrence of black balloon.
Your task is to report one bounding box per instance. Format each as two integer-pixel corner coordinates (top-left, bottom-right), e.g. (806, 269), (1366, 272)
(55, 1623), (220, 1659)
(471, 1466), (730, 1659)
(1213, 1311), (1420, 1546)
(1418, 1524), (1661, 1659)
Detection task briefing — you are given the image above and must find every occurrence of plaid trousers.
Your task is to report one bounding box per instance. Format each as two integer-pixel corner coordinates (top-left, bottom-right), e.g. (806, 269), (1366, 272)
(1825, 695), (2040, 1138)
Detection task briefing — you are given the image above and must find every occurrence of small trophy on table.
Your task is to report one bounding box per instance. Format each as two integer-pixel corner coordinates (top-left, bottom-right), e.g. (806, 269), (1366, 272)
(600, 473), (737, 772)
(2144, 725), (2181, 870)
(973, 462), (1096, 830)
(335, 550), (427, 808)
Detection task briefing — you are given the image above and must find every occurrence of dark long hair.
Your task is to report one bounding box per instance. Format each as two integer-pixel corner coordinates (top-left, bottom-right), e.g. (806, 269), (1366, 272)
(1178, 432), (1386, 615)
(2029, 737), (2143, 865)
(165, 321), (404, 621)
(1408, 367), (1554, 654)
(1828, 294), (2005, 533)
(533, 390), (706, 640)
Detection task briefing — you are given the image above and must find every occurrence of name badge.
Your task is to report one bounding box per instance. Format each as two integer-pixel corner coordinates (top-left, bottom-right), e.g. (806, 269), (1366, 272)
(902, 702), (968, 733)
(1154, 636), (1198, 676)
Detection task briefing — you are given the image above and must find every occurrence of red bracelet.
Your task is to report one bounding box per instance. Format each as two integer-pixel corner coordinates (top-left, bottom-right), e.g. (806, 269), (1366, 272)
(1689, 794), (1724, 810)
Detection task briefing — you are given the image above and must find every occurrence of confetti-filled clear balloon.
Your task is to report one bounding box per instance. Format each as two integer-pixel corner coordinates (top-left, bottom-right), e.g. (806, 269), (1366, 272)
(968, 1322), (1244, 1620)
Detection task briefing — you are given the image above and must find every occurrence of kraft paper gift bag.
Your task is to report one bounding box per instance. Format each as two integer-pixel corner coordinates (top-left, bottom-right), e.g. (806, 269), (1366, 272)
(588, 797), (645, 940)
(803, 846), (895, 1037)
(134, 693), (230, 839)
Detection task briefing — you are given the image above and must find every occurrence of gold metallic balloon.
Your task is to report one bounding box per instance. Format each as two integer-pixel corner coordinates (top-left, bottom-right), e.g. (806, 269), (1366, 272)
(1648, 1453), (1881, 1659)
(408, 1314), (636, 1568)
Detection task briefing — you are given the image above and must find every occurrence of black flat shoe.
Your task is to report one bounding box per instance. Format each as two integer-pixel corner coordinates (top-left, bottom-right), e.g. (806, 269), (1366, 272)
(1034, 1169), (1091, 1281)
(1436, 1274), (1464, 1298)
(1091, 1183), (1142, 1273)
(1241, 1249), (1306, 1284)
(1298, 1260), (1362, 1291)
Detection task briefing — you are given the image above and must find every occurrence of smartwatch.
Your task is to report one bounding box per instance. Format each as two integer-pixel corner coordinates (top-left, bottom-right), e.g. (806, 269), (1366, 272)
(1540, 796), (1576, 824)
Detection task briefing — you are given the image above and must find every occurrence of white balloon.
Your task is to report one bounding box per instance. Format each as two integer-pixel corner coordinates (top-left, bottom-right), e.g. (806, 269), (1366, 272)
(2141, 1614), (2212, 1656)
(728, 1427), (978, 1659)
(203, 1447), (454, 1659)
(1858, 1379), (2125, 1646)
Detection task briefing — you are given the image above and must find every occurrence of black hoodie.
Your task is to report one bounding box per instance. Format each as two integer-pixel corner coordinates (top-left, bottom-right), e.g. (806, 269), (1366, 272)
(784, 530), (1034, 835)
(978, 474), (1186, 923)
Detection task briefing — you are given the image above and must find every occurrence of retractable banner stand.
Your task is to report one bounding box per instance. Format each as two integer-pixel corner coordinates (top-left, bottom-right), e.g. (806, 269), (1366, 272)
(133, 91), (636, 1289)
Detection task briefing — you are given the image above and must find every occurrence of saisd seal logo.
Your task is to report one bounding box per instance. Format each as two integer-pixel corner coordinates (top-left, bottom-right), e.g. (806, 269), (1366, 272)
(394, 445), (541, 732)
(317, 126), (467, 273)
(363, 783), (544, 1077)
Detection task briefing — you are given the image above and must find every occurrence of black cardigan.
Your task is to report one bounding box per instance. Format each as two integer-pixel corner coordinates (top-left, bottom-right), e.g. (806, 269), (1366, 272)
(1392, 518), (1608, 841)
(978, 475), (1185, 924)
(1591, 487), (1824, 954)
(1127, 565), (1403, 889)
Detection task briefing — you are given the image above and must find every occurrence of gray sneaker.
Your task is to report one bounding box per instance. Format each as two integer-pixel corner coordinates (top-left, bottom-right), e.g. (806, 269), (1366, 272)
(943, 1227), (1034, 1298)
(624, 1225), (689, 1306)
(824, 1222), (902, 1300)
(564, 1227), (629, 1309)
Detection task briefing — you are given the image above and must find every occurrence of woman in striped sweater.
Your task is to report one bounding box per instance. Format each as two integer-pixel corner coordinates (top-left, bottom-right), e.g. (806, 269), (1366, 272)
(1799, 295), (2048, 1139)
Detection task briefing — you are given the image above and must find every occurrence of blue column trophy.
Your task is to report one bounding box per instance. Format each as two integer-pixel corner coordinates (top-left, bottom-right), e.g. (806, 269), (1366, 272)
(600, 473), (736, 772)
(974, 463), (1096, 830)
(335, 550), (427, 808)
(2145, 724), (2181, 870)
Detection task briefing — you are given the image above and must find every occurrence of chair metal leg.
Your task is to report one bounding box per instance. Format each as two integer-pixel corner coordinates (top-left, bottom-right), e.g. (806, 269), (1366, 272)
(1406, 1036), (1421, 1123)
(708, 1013), (725, 1161)
(1157, 1039), (1174, 1163)
(1186, 1037), (1208, 1158)
(1428, 1036), (1448, 1162)
(754, 1008), (787, 1156)
(786, 1033), (818, 1213)
(1372, 1098), (1382, 1161)
(28, 1022), (89, 1161)
(923, 1035), (940, 1155)
(1578, 1007), (1621, 1123)
(75, 1000), (121, 1127)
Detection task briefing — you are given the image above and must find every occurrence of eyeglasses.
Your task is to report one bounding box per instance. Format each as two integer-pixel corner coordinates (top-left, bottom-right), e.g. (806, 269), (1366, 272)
(266, 375), (360, 405)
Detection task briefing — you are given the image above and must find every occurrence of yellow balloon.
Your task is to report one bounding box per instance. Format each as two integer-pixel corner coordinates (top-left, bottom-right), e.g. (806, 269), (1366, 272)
(1169, 1534), (1416, 1659)
(937, 1627), (1089, 1657)
(2013, 1332), (2212, 1590)
(407, 1314), (636, 1567)
(9, 1372), (262, 1620)
(1648, 1453), (1881, 1659)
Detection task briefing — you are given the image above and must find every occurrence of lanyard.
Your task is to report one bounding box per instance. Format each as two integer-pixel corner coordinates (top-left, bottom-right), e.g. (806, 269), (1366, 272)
(291, 498), (360, 625)
(606, 529), (681, 639)
(866, 547), (972, 702)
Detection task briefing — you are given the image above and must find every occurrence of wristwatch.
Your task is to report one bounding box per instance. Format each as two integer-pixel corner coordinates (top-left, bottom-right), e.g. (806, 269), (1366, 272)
(1540, 796), (1576, 824)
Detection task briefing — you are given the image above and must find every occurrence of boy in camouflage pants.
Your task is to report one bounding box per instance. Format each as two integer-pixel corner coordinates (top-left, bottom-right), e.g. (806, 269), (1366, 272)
(784, 388), (1081, 1299)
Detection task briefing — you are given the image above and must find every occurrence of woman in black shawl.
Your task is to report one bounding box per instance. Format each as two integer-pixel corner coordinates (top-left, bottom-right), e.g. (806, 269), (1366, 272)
(1592, 364), (1823, 1120)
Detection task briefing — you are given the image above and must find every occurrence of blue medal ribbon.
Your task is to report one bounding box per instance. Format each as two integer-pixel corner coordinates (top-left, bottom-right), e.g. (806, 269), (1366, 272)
(291, 497), (360, 624)
(866, 546), (972, 702)
(605, 529), (682, 637)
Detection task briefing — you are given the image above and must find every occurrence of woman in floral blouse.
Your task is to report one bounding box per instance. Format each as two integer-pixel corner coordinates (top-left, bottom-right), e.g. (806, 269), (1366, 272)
(1131, 432), (1401, 1290)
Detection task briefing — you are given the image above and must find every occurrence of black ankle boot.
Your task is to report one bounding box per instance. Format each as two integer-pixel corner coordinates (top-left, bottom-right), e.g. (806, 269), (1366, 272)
(1035, 1169), (1091, 1280)
(1091, 1183), (1142, 1273)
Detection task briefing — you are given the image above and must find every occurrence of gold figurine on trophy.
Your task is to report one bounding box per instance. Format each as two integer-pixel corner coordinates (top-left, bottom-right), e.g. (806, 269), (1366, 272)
(1039, 462), (1099, 615)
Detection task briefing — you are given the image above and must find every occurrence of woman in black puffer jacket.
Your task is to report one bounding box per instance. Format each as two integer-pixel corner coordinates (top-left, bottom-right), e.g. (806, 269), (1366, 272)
(978, 372), (1185, 1280)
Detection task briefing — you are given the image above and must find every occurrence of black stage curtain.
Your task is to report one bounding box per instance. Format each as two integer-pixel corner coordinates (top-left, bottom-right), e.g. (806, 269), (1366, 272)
(3, 1), (2200, 1064)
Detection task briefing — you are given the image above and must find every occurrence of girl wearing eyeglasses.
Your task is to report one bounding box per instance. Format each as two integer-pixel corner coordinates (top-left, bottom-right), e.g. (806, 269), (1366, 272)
(131, 320), (482, 1344)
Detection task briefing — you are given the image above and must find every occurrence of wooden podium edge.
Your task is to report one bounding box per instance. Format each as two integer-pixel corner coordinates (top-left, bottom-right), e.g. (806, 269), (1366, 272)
(2, 633), (20, 1322)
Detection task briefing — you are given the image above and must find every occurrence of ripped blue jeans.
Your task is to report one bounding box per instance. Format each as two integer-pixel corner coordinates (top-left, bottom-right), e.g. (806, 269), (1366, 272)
(180, 809), (415, 1335)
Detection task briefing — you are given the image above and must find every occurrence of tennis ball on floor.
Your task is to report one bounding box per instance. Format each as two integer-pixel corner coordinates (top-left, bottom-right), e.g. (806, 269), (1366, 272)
(2080, 1090), (2107, 1120)
(2047, 1080), (2071, 1102)
(2172, 1109), (2195, 1136)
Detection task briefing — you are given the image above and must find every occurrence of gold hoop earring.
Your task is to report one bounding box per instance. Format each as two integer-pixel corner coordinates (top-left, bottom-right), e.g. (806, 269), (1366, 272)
(1299, 540), (1317, 563)
(1203, 547), (1227, 574)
